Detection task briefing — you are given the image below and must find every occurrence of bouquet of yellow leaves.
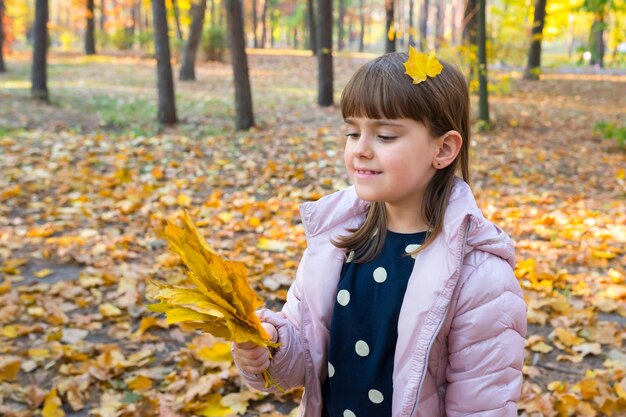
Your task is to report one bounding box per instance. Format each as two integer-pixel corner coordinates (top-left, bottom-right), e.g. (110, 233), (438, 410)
(148, 211), (282, 391)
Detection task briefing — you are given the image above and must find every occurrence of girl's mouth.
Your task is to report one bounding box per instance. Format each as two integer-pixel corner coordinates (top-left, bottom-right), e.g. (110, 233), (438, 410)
(355, 169), (382, 176)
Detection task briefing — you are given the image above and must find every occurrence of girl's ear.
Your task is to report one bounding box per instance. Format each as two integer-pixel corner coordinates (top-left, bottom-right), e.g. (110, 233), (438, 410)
(433, 130), (462, 169)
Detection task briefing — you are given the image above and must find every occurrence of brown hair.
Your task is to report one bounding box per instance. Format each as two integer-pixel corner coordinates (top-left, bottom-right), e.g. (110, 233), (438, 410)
(333, 52), (470, 263)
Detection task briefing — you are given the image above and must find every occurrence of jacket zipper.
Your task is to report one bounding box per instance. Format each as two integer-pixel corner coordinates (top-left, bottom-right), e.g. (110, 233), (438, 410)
(409, 219), (472, 417)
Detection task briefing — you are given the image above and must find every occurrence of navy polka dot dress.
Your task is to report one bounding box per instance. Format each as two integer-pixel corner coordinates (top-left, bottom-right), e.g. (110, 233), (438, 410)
(321, 230), (427, 417)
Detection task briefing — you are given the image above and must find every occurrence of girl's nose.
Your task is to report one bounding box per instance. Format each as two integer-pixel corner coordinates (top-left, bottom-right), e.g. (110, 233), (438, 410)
(354, 135), (373, 158)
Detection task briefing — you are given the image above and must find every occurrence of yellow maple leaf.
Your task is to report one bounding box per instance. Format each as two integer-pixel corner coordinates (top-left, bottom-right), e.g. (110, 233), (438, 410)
(615, 378), (626, 400)
(148, 211), (282, 391)
(34, 268), (53, 278)
(126, 375), (153, 391)
(0, 356), (21, 382)
(403, 45), (443, 85)
(554, 328), (585, 347)
(196, 393), (234, 417)
(42, 388), (65, 417)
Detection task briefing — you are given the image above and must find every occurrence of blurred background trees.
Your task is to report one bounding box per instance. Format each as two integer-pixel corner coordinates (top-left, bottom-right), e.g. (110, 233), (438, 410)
(2, 0), (624, 128)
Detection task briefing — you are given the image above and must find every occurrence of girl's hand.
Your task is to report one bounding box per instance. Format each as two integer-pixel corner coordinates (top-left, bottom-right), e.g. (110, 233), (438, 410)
(233, 322), (278, 375)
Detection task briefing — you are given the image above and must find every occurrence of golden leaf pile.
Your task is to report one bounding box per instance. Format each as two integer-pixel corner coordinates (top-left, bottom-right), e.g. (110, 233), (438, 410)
(148, 211), (281, 390)
(403, 45), (443, 85)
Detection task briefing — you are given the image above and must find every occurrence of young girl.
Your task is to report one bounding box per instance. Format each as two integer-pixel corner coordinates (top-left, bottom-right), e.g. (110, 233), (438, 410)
(233, 50), (527, 417)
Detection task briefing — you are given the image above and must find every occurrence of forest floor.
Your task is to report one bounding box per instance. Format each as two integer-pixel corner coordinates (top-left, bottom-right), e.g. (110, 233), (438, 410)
(0, 51), (625, 416)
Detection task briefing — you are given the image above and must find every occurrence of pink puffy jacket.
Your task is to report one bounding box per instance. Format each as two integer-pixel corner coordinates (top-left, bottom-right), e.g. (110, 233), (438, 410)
(238, 179), (527, 416)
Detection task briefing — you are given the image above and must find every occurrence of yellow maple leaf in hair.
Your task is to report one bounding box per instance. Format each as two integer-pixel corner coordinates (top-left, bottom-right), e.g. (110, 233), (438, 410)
(403, 46), (443, 85)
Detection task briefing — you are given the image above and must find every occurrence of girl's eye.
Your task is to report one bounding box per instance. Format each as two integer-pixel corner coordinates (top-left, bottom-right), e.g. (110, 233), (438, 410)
(345, 133), (360, 139)
(378, 135), (397, 141)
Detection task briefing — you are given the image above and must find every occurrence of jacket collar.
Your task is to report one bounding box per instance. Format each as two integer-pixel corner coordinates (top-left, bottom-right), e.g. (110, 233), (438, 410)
(299, 178), (515, 266)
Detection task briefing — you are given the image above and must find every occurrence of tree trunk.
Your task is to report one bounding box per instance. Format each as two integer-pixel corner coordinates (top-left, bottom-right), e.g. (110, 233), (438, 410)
(210, 0), (216, 27)
(463, 0), (478, 80)
(359, 0), (365, 52)
(419, 0), (429, 50)
(317, 0), (333, 106)
(180, 0), (207, 81)
(135, 0), (142, 32)
(100, 0), (106, 31)
(225, 0), (255, 129)
(462, 0), (477, 45)
(408, 0), (415, 47)
(523, 0), (546, 80)
(152, 0), (178, 124)
(218, 0), (224, 28)
(252, 0), (258, 47)
(590, 16), (605, 68)
(85, 0), (96, 54)
(477, 0), (489, 124)
(32, 0), (48, 101)
(385, 0), (395, 53)
(337, 0), (345, 51)
(307, 0), (317, 53)
(450, 3), (458, 45)
(435, 0), (445, 49)
(172, 0), (184, 41)
(0, 0), (6, 72)
(261, 0), (268, 47)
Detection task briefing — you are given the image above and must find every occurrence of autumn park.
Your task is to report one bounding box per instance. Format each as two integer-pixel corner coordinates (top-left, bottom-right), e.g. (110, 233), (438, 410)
(0, 0), (625, 415)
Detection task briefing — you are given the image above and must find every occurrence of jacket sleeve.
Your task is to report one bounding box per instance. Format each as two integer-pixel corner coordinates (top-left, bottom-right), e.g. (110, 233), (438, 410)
(445, 254), (527, 417)
(236, 250), (309, 392)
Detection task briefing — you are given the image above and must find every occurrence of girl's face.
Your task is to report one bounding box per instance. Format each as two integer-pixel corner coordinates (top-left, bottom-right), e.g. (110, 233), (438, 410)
(343, 117), (440, 216)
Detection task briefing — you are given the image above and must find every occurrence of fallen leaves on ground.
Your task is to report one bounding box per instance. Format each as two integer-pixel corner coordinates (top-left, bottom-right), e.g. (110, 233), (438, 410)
(0, 53), (625, 416)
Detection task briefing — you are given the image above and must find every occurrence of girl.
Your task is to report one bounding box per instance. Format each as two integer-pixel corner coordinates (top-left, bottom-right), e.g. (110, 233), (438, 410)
(233, 50), (527, 417)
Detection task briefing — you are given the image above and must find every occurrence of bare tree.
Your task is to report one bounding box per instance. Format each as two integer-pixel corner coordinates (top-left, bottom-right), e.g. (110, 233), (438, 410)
(359, 0), (365, 52)
(318, 0), (333, 105)
(180, 0), (207, 81)
(477, 0), (489, 123)
(0, 0), (6, 72)
(261, 0), (268, 47)
(225, 0), (255, 129)
(463, 0), (478, 80)
(85, 0), (96, 54)
(32, 0), (48, 101)
(307, 0), (317, 53)
(435, 0), (445, 49)
(385, 0), (395, 52)
(100, 0), (106, 30)
(252, 0), (259, 47)
(152, 0), (178, 124)
(408, 0), (415, 47)
(172, 0), (184, 41)
(524, 0), (547, 80)
(338, 0), (346, 50)
(420, 0), (430, 50)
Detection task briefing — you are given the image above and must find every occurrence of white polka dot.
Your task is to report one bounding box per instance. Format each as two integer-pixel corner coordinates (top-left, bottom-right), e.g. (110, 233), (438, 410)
(373, 267), (387, 283)
(405, 244), (421, 258)
(328, 362), (335, 378)
(337, 289), (350, 306)
(343, 410), (356, 417)
(368, 389), (384, 403)
(346, 251), (355, 263)
(355, 340), (370, 356)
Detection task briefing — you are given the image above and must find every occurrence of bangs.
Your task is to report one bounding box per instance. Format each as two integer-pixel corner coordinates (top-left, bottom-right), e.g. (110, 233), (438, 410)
(340, 53), (429, 123)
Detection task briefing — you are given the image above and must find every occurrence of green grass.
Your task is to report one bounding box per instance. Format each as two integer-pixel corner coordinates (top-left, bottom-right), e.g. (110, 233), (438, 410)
(594, 121), (626, 150)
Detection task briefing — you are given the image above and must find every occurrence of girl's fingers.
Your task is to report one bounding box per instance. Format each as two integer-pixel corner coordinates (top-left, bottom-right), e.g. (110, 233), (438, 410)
(233, 344), (271, 373)
(261, 322), (278, 343)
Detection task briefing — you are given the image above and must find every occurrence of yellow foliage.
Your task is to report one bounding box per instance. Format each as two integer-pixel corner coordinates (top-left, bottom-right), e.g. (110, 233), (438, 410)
(42, 388), (65, 417)
(402, 46), (443, 85)
(0, 356), (21, 382)
(126, 375), (153, 392)
(148, 211), (281, 390)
